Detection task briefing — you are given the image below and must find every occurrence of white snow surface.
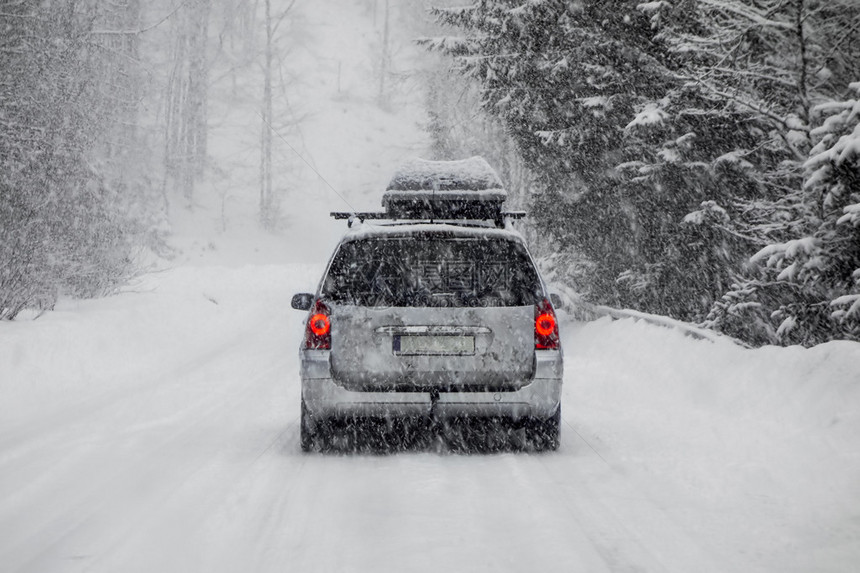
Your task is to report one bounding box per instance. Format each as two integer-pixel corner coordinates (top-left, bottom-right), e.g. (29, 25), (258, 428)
(625, 103), (668, 130)
(2, 266), (860, 572)
(3, 1), (860, 572)
(385, 156), (504, 191)
(637, 2), (669, 14)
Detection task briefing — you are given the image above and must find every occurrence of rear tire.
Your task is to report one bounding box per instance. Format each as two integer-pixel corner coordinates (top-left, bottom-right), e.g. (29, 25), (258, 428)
(300, 399), (324, 452)
(525, 406), (560, 451)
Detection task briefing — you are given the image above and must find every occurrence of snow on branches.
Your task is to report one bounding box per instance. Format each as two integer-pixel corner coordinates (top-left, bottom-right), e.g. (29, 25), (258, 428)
(714, 81), (860, 344)
(426, 0), (860, 345)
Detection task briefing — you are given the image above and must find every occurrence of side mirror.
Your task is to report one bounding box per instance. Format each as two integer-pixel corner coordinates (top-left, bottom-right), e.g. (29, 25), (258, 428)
(550, 293), (564, 310)
(291, 293), (314, 311)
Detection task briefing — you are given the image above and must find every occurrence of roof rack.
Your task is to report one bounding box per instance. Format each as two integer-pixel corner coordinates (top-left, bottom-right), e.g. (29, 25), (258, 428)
(330, 210), (526, 228)
(330, 212), (388, 221)
(333, 157), (526, 228)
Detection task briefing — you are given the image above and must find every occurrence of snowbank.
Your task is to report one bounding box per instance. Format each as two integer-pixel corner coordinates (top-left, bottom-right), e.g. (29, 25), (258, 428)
(567, 316), (860, 571)
(0, 265), (321, 430)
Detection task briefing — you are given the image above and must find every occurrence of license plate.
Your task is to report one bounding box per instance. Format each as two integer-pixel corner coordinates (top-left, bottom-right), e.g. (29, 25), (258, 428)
(394, 335), (475, 356)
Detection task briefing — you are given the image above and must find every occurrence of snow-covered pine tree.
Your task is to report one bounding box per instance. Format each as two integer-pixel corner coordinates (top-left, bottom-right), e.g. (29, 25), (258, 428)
(708, 82), (860, 345)
(423, 0), (761, 319)
(666, 0), (860, 344)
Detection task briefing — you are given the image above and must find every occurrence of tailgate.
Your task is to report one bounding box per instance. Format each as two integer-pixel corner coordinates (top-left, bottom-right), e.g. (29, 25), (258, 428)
(329, 305), (535, 391)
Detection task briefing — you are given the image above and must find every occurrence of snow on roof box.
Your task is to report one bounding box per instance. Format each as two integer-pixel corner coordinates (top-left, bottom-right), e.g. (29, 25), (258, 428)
(386, 157), (504, 191)
(382, 157), (507, 220)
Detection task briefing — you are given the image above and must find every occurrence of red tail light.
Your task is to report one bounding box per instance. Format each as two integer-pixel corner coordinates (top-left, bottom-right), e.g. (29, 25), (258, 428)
(304, 299), (331, 350)
(535, 298), (559, 350)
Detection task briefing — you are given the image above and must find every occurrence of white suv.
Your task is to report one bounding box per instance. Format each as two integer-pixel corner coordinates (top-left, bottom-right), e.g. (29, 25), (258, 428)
(291, 158), (563, 452)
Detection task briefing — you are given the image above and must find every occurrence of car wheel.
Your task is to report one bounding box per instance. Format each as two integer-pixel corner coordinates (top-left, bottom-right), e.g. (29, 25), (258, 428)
(525, 406), (560, 452)
(300, 399), (326, 452)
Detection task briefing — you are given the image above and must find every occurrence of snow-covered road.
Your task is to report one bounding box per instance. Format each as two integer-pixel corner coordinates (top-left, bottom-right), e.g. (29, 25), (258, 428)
(1, 265), (858, 573)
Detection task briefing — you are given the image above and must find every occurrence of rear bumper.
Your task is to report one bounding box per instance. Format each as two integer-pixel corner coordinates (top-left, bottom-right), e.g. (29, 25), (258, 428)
(299, 349), (562, 421)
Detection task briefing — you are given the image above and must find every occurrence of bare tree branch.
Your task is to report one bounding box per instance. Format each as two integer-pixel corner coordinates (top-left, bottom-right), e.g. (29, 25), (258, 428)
(90, 0), (192, 36)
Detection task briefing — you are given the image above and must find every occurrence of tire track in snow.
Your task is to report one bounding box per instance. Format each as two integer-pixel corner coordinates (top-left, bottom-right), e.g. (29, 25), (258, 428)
(0, 321), (292, 573)
(538, 413), (767, 573)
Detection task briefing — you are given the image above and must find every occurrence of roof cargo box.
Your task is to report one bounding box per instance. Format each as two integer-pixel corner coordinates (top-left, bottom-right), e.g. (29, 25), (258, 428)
(382, 157), (507, 220)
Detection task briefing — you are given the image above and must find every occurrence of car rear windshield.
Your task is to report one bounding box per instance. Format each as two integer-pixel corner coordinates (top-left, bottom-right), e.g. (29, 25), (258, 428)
(322, 235), (543, 307)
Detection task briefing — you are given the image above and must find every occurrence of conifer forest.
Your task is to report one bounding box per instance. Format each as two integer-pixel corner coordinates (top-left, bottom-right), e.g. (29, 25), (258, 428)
(2, 0), (859, 347)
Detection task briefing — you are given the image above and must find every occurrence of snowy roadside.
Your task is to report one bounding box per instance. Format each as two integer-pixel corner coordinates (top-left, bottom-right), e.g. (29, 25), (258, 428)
(0, 264), (320, 433)
(566, 316), (860, 570)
